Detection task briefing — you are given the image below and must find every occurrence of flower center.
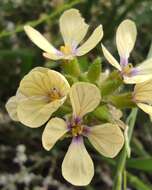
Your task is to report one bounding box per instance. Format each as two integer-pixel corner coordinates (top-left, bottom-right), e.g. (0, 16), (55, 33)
(122, 63), (133, 76)
(71, 124), (83, 137)
(68, 118), (84, 137)
(49, 87), (62, 101)
(60, 45), (72, 55)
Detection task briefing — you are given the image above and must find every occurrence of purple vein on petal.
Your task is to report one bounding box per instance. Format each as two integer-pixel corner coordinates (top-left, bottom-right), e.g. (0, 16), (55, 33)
(120, 56), (128, 67)
(56, 49), (63, 56)
(130, 68), (139, 76)
(72, 135), (83, 144)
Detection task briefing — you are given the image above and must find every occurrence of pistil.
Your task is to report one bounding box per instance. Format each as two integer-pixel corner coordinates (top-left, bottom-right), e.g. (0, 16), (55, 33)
(121, 63), (133, 76)
(49, 87), (62, 101)
(60, 45), (72, 55)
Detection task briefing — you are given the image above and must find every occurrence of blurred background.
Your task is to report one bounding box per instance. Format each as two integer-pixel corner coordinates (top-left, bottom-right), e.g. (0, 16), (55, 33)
(0, 0), (152, 189)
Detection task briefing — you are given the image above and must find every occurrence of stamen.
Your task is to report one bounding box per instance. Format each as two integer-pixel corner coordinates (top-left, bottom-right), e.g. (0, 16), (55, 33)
(67, 117), (84, 137)
(49, 87), (62, 101)
(71, 124), (83, 137)
(121, 63), (134, 76)
(60, 45), (72, 55)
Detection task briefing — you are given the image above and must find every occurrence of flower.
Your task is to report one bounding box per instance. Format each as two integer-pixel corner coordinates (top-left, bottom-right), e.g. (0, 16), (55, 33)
(102, 19), (152, 84)
(42, 82), (124, 186)
(24, 9), (103, 60)
(133, 79), (152, 116)
(5, 67), (70, 128)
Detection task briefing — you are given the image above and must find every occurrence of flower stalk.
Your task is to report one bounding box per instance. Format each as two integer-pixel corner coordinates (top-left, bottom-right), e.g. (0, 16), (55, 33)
(112, 108), (138, 190)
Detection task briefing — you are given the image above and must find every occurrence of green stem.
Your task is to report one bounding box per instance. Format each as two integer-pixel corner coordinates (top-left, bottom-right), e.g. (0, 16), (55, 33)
(0, 0), (83, 38)
(112, 108), (138, 190)
(123, 170), (127, 190)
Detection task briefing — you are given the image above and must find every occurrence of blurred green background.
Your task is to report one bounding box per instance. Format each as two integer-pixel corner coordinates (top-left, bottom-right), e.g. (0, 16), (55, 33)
(0, 0), (152, 189)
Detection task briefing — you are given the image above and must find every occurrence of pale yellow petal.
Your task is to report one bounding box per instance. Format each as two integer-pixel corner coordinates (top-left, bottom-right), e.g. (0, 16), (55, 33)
(137, 103), (152, 116)
(88, 123), (124, 158)
(59, 9), (89, 47)
(42, 117), (67, 151)
(47, 70), (70, 96)
(134, 58), (152, 79)
(70, 82), (101, 118)
(76, 25), (103, 56)
(62, 137), (94, 186)
(116, 19), (137, 58)
(24, 25), (57, 54)
(134, 79), (152, 95)
(101, 44), (121, 71)
(17, 97), (66, 128)
(19, 69), (70, 97)
(29, 67), (50, 74)
(134, 80), (152, 104)
(5, 96), (19, 121)
(17, 68), (69, 128)
(124, 75), (152, 84)
(108, 104), (123, 120)
(19, 71), (50, 97)
(43, 52), (63, 60)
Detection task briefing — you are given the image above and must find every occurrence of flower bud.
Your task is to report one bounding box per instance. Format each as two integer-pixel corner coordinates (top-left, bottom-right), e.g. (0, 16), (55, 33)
(87, 57), (101, 82)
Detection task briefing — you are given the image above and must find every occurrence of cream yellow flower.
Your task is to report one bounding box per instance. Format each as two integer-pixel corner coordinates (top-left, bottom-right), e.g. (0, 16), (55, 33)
(24, 9), (103, 60)
(42, 82), (124, 186)
(6, 67), (70, 128)
(133, 79), (152, 116)
(102, 19), (152, 84)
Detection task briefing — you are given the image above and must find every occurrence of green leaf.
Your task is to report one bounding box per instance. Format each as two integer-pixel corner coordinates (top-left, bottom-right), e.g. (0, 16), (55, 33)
(127, 172), (152, 190)
(127, 158), (152, 171)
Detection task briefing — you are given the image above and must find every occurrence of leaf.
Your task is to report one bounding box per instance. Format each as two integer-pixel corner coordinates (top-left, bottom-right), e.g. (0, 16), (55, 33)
(127, 158), (152, 172)
(127, 172), (152, 190)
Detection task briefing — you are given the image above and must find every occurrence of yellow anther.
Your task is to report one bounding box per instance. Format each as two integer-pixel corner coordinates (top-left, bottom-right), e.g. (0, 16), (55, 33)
(49, 87), (61, 101)
(122, 63), (133, 76)
(60, 45), (72, 55)
(72, 125), (83, 137)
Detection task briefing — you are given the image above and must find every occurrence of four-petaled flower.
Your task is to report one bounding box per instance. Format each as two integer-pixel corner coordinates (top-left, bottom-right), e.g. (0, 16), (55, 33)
(42, 82), (124, 186)
(102, 19), (152, 84)
(24, 9), (103, 60)
(133, 79), (152, 117)
(6, 67), (70, 128)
